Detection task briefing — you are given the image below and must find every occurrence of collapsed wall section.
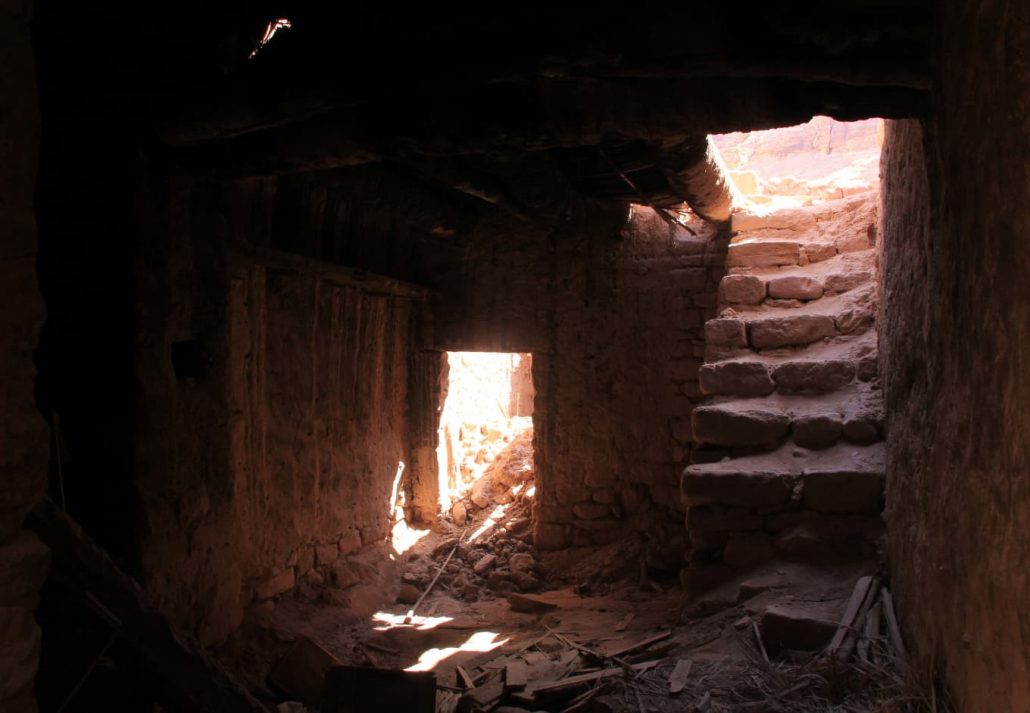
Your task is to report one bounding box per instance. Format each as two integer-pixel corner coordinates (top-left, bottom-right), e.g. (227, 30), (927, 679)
(878, 1), (1029, 707)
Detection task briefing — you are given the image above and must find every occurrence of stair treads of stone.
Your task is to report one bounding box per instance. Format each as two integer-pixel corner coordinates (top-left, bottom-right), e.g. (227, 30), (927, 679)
(681, 442), (885, 510)
(691, 385), (883, 448)
(722, 250), (876, 300)
(699, 354), (875, 397)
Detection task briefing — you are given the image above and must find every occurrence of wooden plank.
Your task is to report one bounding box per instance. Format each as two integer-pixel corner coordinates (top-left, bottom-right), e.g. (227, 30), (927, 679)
(468, 675), (504, 708)
(880, 588), (908, 674)
(532, 660), (659, 696)
(454, 665), (475, 690)
(505, 660), (528, 689)
(603, 630), (673, 659)
(827, 576), (874, 655)
(836, 578), (880, 661)
(668, 659), (693, 695)
(858, 600), (881, 663)
(25, 498), (266, 713)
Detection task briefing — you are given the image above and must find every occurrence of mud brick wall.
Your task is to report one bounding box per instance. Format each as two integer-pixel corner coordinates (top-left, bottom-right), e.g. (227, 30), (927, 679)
(878, 1), (1030, 707)
(132, 177), (417, 643)
(430, 203), (728, 553)
(0, 7), (50, 713)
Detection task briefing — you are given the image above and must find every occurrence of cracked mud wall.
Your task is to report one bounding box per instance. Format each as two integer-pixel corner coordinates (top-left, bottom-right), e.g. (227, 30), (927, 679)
(879, 2), (1030, 708)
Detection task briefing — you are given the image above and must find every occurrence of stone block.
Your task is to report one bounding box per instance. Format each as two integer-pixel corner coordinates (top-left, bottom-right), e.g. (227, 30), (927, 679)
(733, 208), (817, 233)
(772, 360), (856, 393)
(842, 414), (881, 445)
(699, 361), (774, 396)
(330, 558), (375, 590)
(759, 604), (838, 655)
(315, 544), (338, 567)
(338, 529), (362, 554)
(801, 243), (837, 263)
(295, 546), (314, 576)
(727, 240), (801, 268)
(687, 505), (763, 534)
(255, 568), (296, 600)
(802, 470), (884, 513)
(572, 502), (610, 520)
(824, 270), (873, 294)
(749, 315), (836, 349)
(704, 318), (747, 347)
(533, 523), (567, 550)
(692, 405), (790, 447)
(792, 413), (843, 450)
(682, 469), (793, 508)
(718, 275), (766, 305)
(767, 275), (824, 300)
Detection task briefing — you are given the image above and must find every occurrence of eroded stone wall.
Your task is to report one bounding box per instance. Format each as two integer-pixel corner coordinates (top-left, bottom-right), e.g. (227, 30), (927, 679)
(879, 2), (1029, 707)
(0, 6), (50, 712)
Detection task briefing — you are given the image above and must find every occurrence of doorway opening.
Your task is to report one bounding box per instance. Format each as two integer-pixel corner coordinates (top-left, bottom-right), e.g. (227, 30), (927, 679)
(436, 352), (534, 539)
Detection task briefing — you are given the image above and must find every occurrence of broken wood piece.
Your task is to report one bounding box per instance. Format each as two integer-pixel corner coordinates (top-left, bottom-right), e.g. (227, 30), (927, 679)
(468, 675), (505, 709)
(530, 660), (660, 697)
(668, 659), (693, 695)
(828, 575), (878, 659)
(858, 600), (882, 662)
(880, 588), (908, 675)
(603, 630), (672, 659)
(505, 660), (528, 689)
(362, 640), (398, 655)
(323, 666), (436, 713)
(25, 498), (267, 713)
(522, 651), (549, 666)
(405, 531), (466, 623)
(752, 621), (770, 664)
(838, 577), (881, 661)
(454, 665), (475, 689)
(508, 592), (558, 613)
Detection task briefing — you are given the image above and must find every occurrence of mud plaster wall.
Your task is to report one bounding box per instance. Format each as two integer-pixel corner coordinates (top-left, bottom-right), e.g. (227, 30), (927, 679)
(430, 207), (727, 557)
(879, 3), (1029, 709)
(133, 176), (415, 644)
(0, 7), (51, 712)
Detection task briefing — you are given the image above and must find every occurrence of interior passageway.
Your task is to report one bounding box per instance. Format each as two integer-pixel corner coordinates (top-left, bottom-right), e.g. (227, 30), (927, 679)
(3, 5), (1027, 713)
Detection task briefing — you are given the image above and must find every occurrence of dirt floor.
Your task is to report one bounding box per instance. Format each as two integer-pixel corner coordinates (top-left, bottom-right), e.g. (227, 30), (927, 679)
(215, 440), (923, 712)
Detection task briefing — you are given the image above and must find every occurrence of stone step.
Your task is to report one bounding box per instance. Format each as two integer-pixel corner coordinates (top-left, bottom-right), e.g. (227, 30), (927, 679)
(705, 285), (877, 356)
(690, 387), (882, 449)
(699, 355), (876, 397)
(681, 442), (885, 513)
(719, 265), (875, 307)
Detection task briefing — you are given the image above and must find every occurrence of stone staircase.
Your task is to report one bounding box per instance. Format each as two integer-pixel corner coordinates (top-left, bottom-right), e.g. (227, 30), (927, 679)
(681, 192), (885, 591)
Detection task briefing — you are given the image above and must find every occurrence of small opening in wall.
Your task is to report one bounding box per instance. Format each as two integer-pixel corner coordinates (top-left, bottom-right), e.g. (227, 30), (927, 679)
(436, 352), (535, 539)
